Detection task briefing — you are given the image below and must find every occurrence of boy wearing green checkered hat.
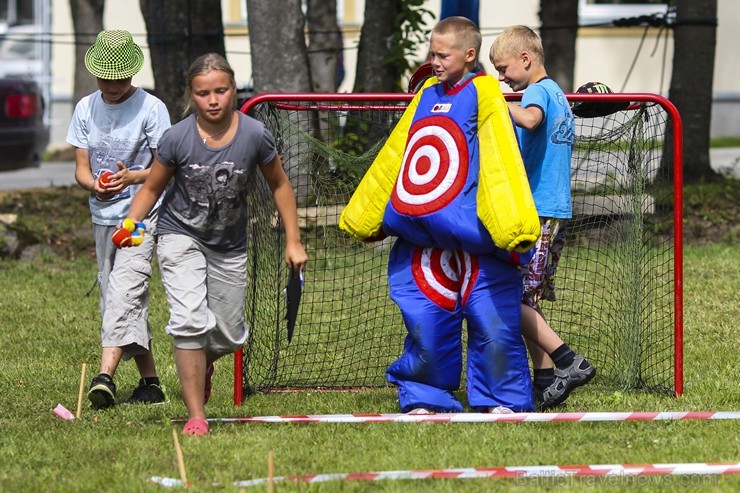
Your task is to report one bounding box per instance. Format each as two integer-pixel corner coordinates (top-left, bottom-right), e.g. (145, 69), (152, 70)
(66, 29), (171, 409)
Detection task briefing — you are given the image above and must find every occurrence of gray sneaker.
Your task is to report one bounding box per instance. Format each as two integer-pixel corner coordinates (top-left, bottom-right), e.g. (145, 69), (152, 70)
(540, 355), (595, 410)
(407, 408), (434, 415)
(488, 406), (514, 414)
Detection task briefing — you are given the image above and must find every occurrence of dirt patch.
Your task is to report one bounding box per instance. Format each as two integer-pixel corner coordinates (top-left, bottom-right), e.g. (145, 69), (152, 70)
(0, 186), (94, 260)
(681, 179), (739, 244)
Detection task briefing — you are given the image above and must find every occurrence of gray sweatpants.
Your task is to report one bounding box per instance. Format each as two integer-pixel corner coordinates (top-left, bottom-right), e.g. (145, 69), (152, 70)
(93, 216), (157, 360)
(157, 233), (248, 355)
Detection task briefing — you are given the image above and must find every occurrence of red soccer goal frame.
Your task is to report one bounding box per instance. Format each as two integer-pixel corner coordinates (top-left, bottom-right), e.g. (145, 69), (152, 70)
(233, 91), (683, 406)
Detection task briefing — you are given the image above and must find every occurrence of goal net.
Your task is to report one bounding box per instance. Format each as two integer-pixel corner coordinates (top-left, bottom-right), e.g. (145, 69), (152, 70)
(234, 92), (683, 405)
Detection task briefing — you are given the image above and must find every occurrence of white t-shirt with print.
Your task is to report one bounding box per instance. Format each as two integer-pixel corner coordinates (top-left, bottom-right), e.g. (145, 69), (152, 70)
(66, 87), (171, 225)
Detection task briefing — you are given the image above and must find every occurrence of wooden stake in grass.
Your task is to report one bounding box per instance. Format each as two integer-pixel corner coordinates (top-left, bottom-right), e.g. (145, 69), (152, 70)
(267, 450), (275, 493)
(76, 363), (87, 419)
(172, 429), (190, 488)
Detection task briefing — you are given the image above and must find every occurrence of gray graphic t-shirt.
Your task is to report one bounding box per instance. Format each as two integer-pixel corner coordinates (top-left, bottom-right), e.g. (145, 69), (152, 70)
(156, 112), (277, 251)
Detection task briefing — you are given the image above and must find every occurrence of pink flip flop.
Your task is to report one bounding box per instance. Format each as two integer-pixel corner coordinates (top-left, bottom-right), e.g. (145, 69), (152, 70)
(182, 418), (209, 437)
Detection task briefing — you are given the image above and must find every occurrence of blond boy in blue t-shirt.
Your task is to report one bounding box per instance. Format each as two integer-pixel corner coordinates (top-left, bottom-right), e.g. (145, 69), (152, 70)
(491, 25), (595, 409)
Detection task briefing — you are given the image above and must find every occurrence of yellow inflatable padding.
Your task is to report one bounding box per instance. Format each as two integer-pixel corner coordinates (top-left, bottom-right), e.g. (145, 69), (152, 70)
(338, 77), (437, 241)
(474, 76), (540, 252)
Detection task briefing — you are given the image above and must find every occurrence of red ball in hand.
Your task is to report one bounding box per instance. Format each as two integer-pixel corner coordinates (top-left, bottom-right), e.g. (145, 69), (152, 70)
(111, 227), (132, 248)
(97, 171), (114, 189)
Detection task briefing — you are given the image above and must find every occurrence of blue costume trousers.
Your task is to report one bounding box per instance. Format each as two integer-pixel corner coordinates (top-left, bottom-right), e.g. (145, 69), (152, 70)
(386, 238), (534, 412)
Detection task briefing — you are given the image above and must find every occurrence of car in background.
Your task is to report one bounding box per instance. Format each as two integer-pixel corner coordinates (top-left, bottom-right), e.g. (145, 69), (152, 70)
(0, 78), (49, 169)
(0, 24), (43, 80)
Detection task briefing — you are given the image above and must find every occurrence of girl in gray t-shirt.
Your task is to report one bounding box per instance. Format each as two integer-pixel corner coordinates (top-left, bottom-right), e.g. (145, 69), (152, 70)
(123, 53), (307, 437)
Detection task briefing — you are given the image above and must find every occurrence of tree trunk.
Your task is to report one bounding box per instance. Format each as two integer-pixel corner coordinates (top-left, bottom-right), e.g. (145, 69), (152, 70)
(666, 0), (720, 183)
(246, 0), (313, 203)
(69, 0), (104, 106)
(246, 0), (312, 93)
(353, 0), (402, 92)
(538, 0), (578, 92)
(306, 0), (342, 92)
(140, 0), (225, 123)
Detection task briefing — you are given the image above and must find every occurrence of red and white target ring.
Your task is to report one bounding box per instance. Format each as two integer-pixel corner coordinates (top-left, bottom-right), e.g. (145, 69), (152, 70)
(411, 247), (481, 311)
(458, 251), (479, 307)
(392, 116), (468, 216)
(412, 247), (459, 311)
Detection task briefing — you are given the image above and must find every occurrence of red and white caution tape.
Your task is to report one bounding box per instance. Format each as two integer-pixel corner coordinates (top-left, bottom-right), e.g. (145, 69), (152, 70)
(151, 462), (740, 488)
(235, 463), (740, 487)
(176, 411), (740, 424)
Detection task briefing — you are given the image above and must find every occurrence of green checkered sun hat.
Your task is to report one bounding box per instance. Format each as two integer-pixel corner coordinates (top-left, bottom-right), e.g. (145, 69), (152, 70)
(85, 30), (144, 80)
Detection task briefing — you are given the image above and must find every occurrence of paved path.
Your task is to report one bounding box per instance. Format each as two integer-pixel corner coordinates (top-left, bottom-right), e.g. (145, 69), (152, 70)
(1, 149), (739, 191)
(0, 161), (77, 190)
(709, 148), (740, 177)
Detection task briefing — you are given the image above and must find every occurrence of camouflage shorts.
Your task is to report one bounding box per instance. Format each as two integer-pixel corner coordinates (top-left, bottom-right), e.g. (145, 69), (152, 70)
(521, 218), (567, 309)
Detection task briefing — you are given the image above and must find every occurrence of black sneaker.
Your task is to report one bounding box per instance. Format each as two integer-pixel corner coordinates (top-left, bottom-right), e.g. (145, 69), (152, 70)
(540, 355), (596, 410)
(126, 379), (166, 405)
(88, 373), (116, 409)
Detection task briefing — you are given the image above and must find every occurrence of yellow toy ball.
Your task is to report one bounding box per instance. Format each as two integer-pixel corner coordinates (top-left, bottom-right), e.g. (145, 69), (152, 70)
(122, 218), (136, 232)
(130, 233), (144, 246)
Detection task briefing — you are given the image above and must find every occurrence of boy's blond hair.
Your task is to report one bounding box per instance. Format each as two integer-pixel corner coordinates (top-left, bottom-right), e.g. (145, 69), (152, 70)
(490, 25), (545, 66)
(432, 16), (482, 56)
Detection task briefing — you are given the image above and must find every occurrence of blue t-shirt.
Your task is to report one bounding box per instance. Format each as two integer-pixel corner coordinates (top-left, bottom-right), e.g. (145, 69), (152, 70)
(516, 78), (574, 219)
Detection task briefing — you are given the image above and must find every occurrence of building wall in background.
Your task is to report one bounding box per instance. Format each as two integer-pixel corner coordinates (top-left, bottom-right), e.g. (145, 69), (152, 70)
(46, 0), (740, 148)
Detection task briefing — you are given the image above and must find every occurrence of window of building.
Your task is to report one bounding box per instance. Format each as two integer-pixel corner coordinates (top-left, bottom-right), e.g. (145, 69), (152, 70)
(579, 0), (669, 25)
(0, 0), (34, 25)
(235, 0), (351, 25)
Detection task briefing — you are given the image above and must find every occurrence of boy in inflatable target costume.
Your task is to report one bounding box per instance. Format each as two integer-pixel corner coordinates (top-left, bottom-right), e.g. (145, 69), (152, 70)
(340, 17), (540, 414)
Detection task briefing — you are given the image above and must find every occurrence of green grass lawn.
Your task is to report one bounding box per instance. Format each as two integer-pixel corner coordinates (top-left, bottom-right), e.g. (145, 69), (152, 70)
(0, 243), (737, 492)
